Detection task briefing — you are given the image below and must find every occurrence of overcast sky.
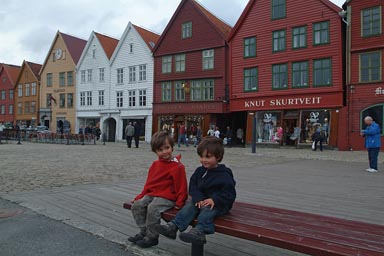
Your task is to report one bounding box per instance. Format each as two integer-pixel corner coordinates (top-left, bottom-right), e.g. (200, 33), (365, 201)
(0, 0), (345, 66)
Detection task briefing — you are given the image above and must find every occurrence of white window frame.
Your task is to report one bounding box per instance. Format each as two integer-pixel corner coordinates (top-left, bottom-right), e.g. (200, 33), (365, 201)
(203, 49), (214, 70)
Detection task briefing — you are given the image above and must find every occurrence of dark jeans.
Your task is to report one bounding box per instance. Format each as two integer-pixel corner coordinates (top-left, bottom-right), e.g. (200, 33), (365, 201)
(314, 138), (323, 151)
(178, 134), (188, 147)
(126, 136), (133, 147)
(368, 147), (380, 170)
(134, 136), (139, 148)
(171, 201), (227, 234)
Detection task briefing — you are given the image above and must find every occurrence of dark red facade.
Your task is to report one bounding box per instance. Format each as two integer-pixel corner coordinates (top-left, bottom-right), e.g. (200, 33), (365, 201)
(152, 0), (232, 138)
(229, 0), (345, 147)
(340, 0), (384, 150)
(0, 64), (21, 124)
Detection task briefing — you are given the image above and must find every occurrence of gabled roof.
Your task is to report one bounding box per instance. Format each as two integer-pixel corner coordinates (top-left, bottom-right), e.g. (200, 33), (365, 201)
(26, 61), (42, 80)
(94, 32), (119, 59)
(133, 24), (160, 51)
(61, 32), (87, 64)
(153, 0), (232, 53)
(229, 0), (341, 41)
(0, 63), (21, 85)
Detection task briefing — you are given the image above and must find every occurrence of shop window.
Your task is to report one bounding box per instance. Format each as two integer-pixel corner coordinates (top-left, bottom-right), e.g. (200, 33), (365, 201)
(361, 104), (383, 134)
(301, 110), (330, 143)
(255, 112), (282, 143)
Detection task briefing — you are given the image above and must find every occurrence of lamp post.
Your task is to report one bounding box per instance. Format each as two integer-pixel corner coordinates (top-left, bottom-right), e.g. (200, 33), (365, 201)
(249, 112), (257, 153)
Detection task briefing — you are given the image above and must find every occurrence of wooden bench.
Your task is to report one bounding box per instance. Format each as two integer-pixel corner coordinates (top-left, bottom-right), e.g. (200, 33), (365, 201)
(123, 202), (384, 256)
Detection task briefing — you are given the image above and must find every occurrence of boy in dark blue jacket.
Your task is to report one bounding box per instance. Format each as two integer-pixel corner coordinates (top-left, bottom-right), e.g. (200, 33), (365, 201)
(155, 136), (236, 244)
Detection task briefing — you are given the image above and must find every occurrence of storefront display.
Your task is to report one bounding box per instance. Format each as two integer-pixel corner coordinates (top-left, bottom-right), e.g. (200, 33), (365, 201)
(255, 112), (281, 143)
(300, 110), (330, 144)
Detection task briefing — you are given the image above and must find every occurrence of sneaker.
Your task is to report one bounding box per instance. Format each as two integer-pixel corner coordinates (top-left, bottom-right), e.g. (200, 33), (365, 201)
(366, 168), (372, 172)
(179, 228), (206, 244)
(135, 237), (159, 248)
(128, 232), (145, 243)
(368, 168), (378, 173)
(154, 223), (178, 239)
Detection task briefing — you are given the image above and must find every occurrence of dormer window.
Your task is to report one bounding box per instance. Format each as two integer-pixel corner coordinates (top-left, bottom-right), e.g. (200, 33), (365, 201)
(182, 22), (192, 39)
(130, 43), (134, 53)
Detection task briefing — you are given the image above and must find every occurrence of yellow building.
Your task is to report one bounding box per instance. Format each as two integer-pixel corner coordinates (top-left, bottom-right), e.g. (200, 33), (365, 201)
(39, 31), (86, 133)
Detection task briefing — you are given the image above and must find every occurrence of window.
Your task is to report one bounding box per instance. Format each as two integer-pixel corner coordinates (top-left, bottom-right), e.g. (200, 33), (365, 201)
(139, 90), (147, 106)
(272, 0), (286, 20)
(182, 22), (192, 39)
(162, 56), (172, 73)
(67, 93), (73, 108)
(191, 80), (214, 101)
(292, 26), (307, 49)
(81, 70), (86, 83)
(244, 67), (258, 92)
(24, 102), (30, 114)
(139, 65), (147, 81)
(272, 63), (288, 89)
(1, 90), (5, 100)
(87, 69), (92, 82)
(203, 50), (214, 70)
(98, 90), (104, 106)
(175, 54), (186, 72)
(244, 37), (256, 58)
(362, 6), (382, 37)
(360, 51), (381, 83)
(175, 81), (185, 101)
(9, 90), (14, 99)
(128, 90), (136, 107)
(17, 103), (22, 114)
(80, 92), (86, 106)
(313, 21), (330, 45)
(25, 83), (30, 96)
(18, 84), (23, 97)
(59, 94), (65, 108)
(86, 91), (92, 106)
(129, 43), (134, 53)
(361, 104), (384, 134)
(161, 82), (172, 102)
(59, 72), (65, 87)
(313, 58), (332, 86)
(292, 61), (309, 88)
(92, 49), (96, 58)
(117, 68), (124, 84)
(99, 68), (105, 82)
(67, 71), (73, 86)
(9, 104), (13, 115)
(273, 30), (286, 52)
(116, 91), (123, 107)
(1, 105), (5, 114)
(47, 73), (52, 87)
(31, 83), (37, 96)
(129, 66), (136, 83)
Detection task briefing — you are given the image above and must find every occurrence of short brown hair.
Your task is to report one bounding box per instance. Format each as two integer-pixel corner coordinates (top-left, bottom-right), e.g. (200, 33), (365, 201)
(151, 131), (174, 152)
(197, 136), (224, 162)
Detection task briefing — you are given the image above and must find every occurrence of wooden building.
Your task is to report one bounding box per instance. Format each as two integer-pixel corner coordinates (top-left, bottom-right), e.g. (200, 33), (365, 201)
(229, 0), (345, 147)
(0, 63), (21, 125)
(152, 0), (232, 142)
(14, 61), (42, 127)
(341, 0), (384, 150)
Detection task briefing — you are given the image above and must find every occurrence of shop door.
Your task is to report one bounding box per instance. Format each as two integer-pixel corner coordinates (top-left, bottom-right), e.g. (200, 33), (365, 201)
(283, 119), (297, 146)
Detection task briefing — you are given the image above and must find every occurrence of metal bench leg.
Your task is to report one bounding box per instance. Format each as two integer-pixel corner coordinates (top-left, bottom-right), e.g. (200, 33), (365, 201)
(191, 243), (204, 256)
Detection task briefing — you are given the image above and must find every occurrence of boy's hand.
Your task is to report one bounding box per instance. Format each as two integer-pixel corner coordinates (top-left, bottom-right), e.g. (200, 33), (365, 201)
(195, 199), (214, 209)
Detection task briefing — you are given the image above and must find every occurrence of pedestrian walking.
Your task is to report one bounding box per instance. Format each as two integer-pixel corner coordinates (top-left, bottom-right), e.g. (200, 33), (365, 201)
(361, 116), (381, 173)
(125, 122), (135, 148)
(225, 126), (233, 147)
(177, 122), (188, 147)
(312, 124), (324, 151)
(79, 125), (85, 145)
(133, 122), (141, 148)
(0, 122), (4, 144)
(128, 131), (188, 248)
(15, 123), (21, 144)
(194, 125), (202, 147)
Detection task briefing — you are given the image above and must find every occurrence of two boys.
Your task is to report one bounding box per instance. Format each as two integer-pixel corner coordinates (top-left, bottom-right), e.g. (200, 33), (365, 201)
(129, 132), (236, 248)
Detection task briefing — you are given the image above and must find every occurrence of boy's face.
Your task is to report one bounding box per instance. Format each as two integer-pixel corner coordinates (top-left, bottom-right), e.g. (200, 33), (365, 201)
(199, 150), (219, 170)
(156, 139), (173, 161)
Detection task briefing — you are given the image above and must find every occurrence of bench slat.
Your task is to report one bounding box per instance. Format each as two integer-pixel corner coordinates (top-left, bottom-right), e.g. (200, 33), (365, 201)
(123, 202), (384, 256)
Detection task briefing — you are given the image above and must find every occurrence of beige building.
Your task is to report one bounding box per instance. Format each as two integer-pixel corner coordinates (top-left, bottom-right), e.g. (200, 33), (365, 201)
(39, 31), (86, 133)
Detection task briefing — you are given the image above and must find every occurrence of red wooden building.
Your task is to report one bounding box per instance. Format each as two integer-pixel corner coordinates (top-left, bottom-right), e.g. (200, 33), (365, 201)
(0, 63), (21, 125)
(152, 0), (233, 140)
(228, 0), (345, 148)
(340, 0), (384, 150)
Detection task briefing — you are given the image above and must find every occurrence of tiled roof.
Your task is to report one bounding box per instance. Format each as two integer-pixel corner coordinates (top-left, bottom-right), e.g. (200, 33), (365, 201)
(61, 32), (87, 64)
(26, 61), (42, 80)
(2, 63), (21, 84)
(133, 25), (160, 51)
(193, 0), (232, 38)
(94, 32), (119, 60)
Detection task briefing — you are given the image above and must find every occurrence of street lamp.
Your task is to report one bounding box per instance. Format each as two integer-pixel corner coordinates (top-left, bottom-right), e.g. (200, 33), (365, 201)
(249, 112), (257, 153)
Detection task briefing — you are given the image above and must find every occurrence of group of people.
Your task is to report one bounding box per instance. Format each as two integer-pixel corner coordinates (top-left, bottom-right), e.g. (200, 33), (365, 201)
(125, 122), (141, 148)
(128, 131), (236, 248)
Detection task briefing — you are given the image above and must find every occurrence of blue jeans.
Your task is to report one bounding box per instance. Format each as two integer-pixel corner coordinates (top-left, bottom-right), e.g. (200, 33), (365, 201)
(178, 134), (188, 147)
(171, 201), (227, 234)
(368, 147), (380, 170)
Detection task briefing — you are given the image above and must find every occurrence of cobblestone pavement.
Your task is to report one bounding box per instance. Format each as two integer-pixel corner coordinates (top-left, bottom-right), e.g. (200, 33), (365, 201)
(0, 141), (377, 193)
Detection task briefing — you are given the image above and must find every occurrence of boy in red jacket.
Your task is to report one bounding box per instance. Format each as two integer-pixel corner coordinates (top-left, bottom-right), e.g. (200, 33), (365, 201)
(128, 131), (188, 248)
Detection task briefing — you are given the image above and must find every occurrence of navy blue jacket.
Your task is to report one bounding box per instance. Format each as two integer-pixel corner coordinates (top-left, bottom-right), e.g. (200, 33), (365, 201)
(362, 121), (381, 149)
(189, 164), (236, 212)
